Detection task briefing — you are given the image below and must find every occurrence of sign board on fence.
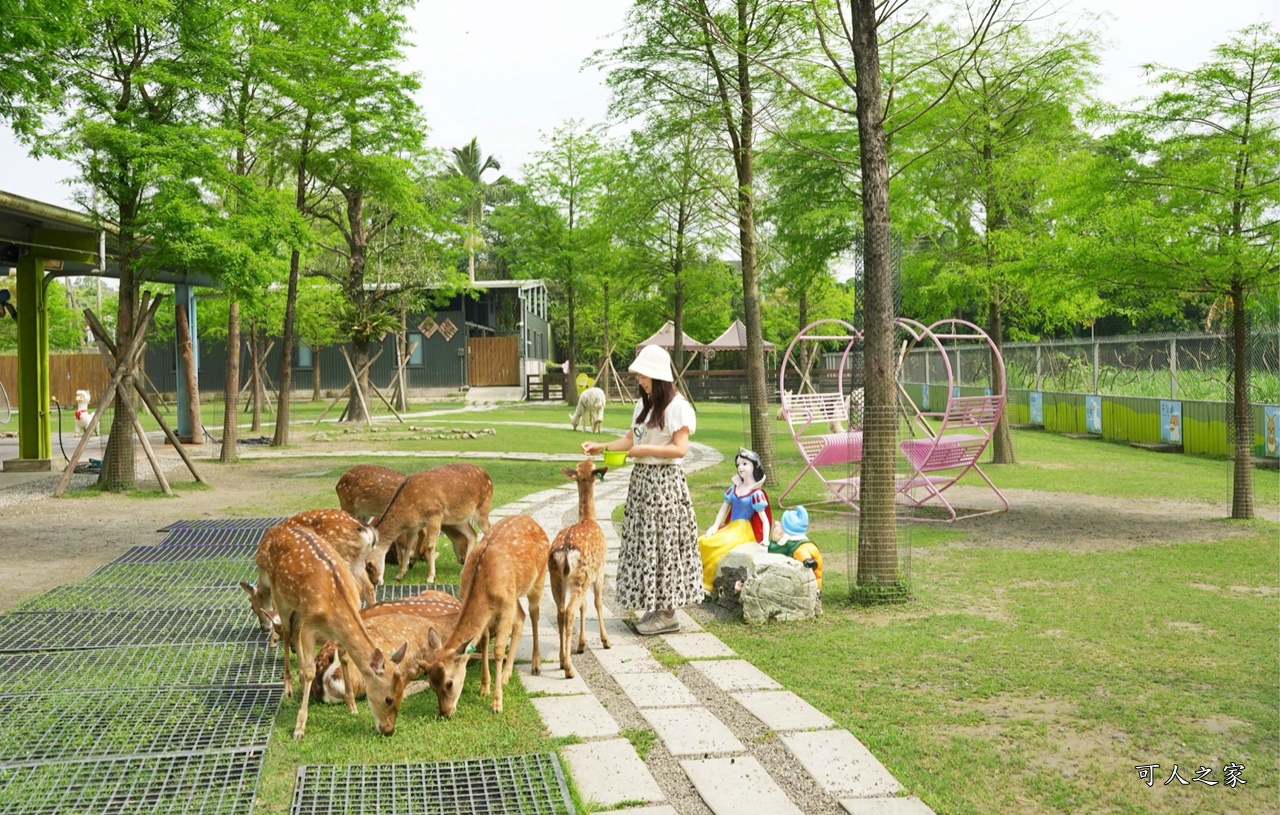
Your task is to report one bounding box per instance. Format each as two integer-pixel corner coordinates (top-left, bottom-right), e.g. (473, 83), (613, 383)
(1085, 395), (1102, 435)
(1160, 400), (1182, 445)
(1265, 406), (1279, 458)
(1029, 392), (1043, 426)
(921, 383), (930, 412)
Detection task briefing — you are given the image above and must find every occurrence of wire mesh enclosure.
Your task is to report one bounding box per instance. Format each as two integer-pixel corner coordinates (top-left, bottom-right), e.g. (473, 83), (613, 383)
(0, 686), (281, 765)
(290, 754), (576, 815)
(0, 747), (264, 814)
(159, 517), (286, 532)
(0, 642), (280, 694)
(374, 583), (460, 602)
(0, 608), (266, 652)
(13, 584), (246, 612)
(82, 557), (257, 587)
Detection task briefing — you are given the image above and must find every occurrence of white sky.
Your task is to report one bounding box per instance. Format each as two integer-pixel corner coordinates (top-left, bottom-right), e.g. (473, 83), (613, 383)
(1, 0), (1276, 210)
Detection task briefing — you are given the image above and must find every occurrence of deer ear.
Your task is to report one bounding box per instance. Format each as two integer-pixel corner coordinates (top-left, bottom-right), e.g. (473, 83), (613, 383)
(369, 648), (387, 676)
(595, 468), (607, 480)
(390, 642), (408, 664)
(239, 581), (254, 596)
(561, 468), (576, 479)
(455, 638), (474, 657)
(427, 628), (443, 651)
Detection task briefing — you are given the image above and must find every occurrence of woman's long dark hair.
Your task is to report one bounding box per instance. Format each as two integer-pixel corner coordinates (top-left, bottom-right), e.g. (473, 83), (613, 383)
(637, 379), (676, 429)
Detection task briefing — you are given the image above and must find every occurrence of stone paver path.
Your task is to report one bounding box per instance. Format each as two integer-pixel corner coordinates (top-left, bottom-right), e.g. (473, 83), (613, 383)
(493, 438), (933, 815)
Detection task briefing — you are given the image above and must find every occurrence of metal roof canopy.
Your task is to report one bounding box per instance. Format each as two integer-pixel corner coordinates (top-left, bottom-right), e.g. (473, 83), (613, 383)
(0, 189), (218, 288)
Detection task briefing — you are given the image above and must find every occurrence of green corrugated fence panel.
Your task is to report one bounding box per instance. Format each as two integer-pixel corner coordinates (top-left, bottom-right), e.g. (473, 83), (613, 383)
(1104, 396), (1161, 443)
(1006, 391), (1030, 425)
(1043, 392), (1085, 433)
(1182, 400), (1230, 456)
(900, 383), (925, 414)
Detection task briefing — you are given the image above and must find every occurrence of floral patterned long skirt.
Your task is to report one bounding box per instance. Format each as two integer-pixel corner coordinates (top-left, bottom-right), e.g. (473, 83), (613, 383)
(614, 463), (704, 613)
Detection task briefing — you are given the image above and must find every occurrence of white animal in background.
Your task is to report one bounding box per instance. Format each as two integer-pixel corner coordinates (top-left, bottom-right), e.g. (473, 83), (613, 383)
(73, 389), (96, 435)
(569, 387), (606, 433)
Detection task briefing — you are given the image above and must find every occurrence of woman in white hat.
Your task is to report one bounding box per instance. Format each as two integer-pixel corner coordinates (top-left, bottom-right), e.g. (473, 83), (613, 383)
(581, 344), (701, 635)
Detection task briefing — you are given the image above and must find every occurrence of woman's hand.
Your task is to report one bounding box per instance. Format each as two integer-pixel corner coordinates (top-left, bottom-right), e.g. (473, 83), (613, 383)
(581, 441), (602, 456)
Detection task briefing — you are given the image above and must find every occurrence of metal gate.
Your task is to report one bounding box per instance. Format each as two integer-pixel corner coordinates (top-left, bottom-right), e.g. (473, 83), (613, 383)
(467, 336), (519, 386)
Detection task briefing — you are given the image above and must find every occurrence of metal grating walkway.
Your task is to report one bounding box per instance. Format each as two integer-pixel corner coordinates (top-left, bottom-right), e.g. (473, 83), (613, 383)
(156, 527), (270, 549)
(0, 747), (264, 814)
(0, 686), (282, 766)
(82, 557), (257, 587)
(290, 754), (576, 815)
(374, 582), (460, 601)
(0, 608), (265, 652)
(0, 642), (279, 693)
(159, 517), (285, 531)
(15, 584), (247, 612)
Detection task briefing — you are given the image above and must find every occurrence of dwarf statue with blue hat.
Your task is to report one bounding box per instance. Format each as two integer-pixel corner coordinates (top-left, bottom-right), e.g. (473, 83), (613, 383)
(769, 506), (824, 591)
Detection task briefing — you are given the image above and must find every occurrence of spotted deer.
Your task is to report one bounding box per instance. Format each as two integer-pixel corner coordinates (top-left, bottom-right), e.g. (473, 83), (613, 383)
(420, 514), (549, 716)
(311, 590), (462, 704)
(549, 460), (611, 679)
(335, 464), (411, 585)
(241, 509), (378, 641)
(374, 463), (494, 583)
(254, 522), (409, 738)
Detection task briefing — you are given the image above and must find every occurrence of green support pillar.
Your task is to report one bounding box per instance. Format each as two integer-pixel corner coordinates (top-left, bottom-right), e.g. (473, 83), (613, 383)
(8, 255), (52, 470)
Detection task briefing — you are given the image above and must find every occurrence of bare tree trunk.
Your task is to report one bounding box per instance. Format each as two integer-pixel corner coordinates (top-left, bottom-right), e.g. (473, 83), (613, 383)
(175, 302), (202, 444)
(850, 0), (899, 587)
(249, 324), (263, 432)
(220, 300), (240, 463)
(312, 353), (322, 402)
(100, 228), (138, 491)
(988, 300), (1015, 463)
(1230, 281), (1254, 519)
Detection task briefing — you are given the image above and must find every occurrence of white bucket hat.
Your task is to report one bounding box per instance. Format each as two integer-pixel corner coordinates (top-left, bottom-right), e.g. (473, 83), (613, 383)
(629, 344), (674, 382)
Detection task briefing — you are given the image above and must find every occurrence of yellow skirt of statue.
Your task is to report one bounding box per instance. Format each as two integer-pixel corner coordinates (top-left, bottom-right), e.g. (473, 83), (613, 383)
(698, 520), (757, 591)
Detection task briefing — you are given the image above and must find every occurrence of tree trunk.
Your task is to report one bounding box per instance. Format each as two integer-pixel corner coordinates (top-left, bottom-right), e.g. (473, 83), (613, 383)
(249, 325), (263, 432)
(735, 0), (774, 487)
(850, 0), (899, 588)
(1230, 280), (1254, 519)
(274, 113), (312, 446)
(567, 277), (578, 407)
(220, 300), (241, 463)
(988, 300), (1015, 463)
(346, 338), (372, 423)
(99, 227), (138, 492)
(312, 353), (322, 402)
(175, 302), (202, 445)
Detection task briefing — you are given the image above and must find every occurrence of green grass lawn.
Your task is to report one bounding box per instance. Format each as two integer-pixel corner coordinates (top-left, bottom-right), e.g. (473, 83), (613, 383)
(202, 399), (1276, 815)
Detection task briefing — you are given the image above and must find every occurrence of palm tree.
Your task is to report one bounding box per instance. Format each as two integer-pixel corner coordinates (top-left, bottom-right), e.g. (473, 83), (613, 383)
(448, 137), (512, 282)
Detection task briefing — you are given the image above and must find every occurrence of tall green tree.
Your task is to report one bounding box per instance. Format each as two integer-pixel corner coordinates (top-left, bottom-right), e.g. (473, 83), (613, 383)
(448, 137), (513, 284)
(1082, 24), (1279, 519)
(603, 0), (807, 484)
(38, 0), (236, 490)
(0, 0), (80, 135)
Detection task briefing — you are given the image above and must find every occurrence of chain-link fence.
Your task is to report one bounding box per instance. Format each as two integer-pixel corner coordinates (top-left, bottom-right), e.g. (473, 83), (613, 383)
(903, 330), (1279, 405)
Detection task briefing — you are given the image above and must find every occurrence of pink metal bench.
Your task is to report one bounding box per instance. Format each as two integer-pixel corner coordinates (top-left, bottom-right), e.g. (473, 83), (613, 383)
(897, 394), (1009, 521)
(779, 390), (865, 508)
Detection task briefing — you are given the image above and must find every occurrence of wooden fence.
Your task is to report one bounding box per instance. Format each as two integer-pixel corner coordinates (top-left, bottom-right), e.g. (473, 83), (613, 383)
(0, 352), (111, 406)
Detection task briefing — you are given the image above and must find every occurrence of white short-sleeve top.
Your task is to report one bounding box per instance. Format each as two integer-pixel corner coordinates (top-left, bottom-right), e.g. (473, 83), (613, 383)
(630, 394), (697, 465)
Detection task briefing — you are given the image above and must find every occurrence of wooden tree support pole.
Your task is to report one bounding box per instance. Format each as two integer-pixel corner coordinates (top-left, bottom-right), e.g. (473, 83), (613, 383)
(315, 349), (381, 425)
(85, 310), (206, 484)
(340, 347), (373, 426)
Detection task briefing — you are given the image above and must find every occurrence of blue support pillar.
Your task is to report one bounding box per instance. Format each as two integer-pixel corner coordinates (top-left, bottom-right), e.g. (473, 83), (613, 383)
(6, 255), (52, 470)
(174, 284), (200, 441)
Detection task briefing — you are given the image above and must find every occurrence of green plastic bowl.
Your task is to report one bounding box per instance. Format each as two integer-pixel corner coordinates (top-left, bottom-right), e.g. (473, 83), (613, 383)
(603, 449), (627, 468)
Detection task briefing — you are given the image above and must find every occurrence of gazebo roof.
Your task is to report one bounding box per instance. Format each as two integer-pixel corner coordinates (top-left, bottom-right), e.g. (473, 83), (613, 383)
(705, 319), (776, 351)
(635, 320), (709, 353)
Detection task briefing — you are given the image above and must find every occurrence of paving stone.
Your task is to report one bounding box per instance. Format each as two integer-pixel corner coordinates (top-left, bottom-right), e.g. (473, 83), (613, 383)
(608, 808), (677, 815)
(688, 659), (781, 692)
(673, 609), (703, 632)
(663, 632), (736, 659)
(680, 756), (803, 815)
(602, 617), (640, 642)
(594, 643), (664, 674)
(731, 690), (835, 731)
(561, 739), (665, 808)
(613, 670), (699, 708)
(782, 730), (902, 798)
(640, 707), (744, 756)
(516, 662), (589, 696)
(841, 797), (937, 815)
(531, 694), (618, 739)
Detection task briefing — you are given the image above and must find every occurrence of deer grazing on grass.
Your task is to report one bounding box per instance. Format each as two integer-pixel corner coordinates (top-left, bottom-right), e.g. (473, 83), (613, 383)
(335, 464), (408, 585)
(549, 459), (611, 679)
(240, 509), (378, 641)
(311, 590), (462, 704)
(374, 463), (494, 583)
(254, 521), (409, 738)
(420, 514), (549, 717)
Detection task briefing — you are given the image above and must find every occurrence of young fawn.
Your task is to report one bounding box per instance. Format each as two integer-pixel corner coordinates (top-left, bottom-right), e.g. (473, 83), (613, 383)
(311, 590), (462, 704)
(549, 460), (611, 679)
(374, 463), (494, 583)
(254, 521), (409, 738)
(420, 514), (549, 716)
(241, 509), (378, 641)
